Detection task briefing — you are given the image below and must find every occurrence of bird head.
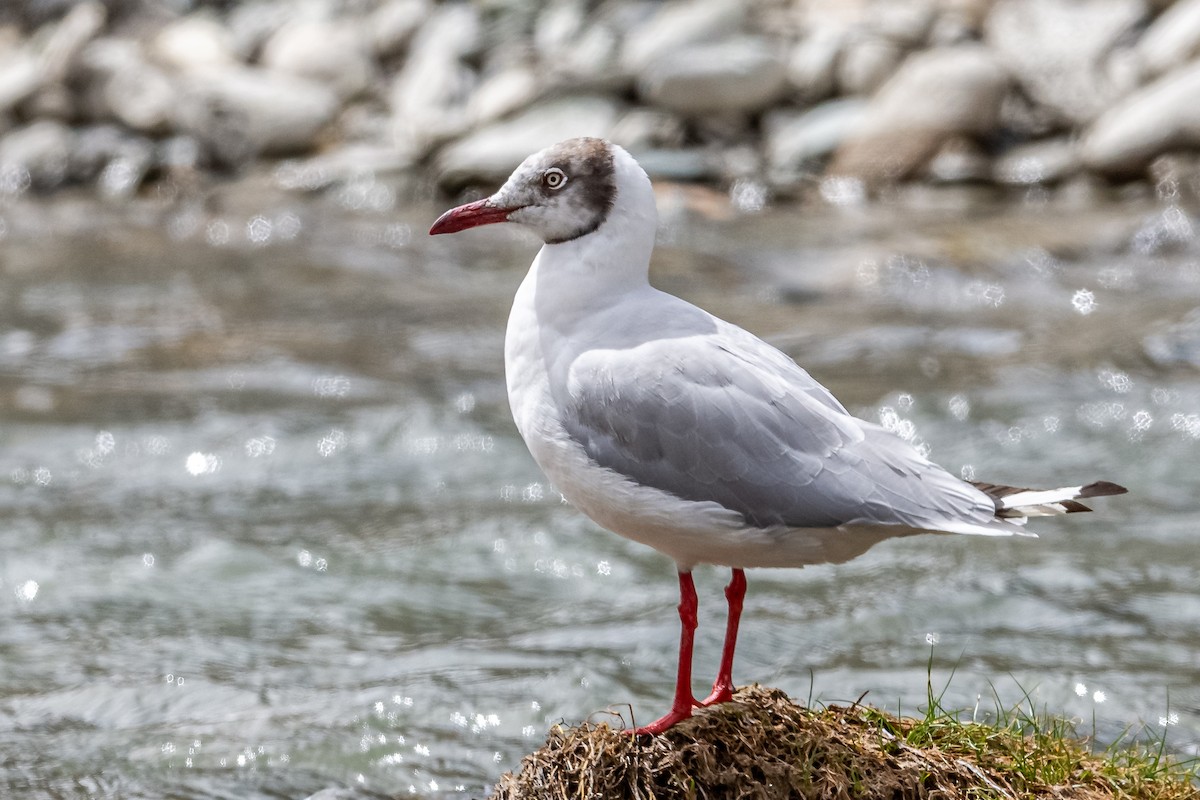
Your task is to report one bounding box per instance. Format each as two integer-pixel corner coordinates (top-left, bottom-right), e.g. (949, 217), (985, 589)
(430, 137), (618, 245)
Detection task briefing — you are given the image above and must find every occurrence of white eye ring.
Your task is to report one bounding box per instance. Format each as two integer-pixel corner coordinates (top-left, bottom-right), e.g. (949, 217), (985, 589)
(542, 168), (568, 190)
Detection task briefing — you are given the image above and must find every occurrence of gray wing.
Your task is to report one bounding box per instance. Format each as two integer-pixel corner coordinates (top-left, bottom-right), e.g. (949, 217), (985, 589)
(560, 326), (996, 530)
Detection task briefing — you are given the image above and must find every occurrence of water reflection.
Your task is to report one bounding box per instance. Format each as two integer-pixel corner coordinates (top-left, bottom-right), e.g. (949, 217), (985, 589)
(1, 192), (1198, 797)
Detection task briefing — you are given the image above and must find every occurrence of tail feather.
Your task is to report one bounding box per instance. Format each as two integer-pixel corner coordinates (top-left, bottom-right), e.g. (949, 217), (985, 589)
(971, 480), (1128, 519)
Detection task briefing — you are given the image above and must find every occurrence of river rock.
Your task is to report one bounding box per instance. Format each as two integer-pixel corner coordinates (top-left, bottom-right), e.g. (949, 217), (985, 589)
(765, 99), (868, 181)
(37, 1), (107, 85)
(368, 0), (431, 59)
(871, 0), (937, 46)
(984, 0), (1145, 126)
(1080, 61), (1200, 176)
(174, 66), (340, 162)
(150, 14), (237, 72)
(993, 137), (1080, 185)
(621, 0), (747, 74)
(0, 120), (73, 190)
(390, 3), (482, 155)
(830, 45), (1007, 183)
(0, 50), (39, 115)
(468, 66), (540, 127)
(261, 20), (376, 100)
(837, 35), (904, 96)
(81, 39), (177, 134)
(535, 1), (625, 89)
(1137, 0), (1200, 78)
(434, 95), (619, 189)
(786, 26), (843, 102)
(637, 37), (788, 116)
(610, 108), (687, 151)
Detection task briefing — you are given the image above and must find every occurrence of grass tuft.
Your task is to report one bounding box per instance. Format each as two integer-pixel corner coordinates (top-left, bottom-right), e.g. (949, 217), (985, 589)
(490, 684), (1198, 800)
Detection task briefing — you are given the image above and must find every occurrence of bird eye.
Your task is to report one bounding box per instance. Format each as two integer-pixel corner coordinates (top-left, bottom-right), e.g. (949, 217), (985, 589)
(542, 168), (568, 190)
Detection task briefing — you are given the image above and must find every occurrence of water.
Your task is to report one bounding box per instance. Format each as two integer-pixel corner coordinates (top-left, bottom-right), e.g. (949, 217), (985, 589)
(2, 187), (1198, 798)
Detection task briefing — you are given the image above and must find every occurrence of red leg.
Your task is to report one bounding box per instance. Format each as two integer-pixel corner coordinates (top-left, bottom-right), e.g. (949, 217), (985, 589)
(633, 571), (699, 735)
(699, 568), (746, 707)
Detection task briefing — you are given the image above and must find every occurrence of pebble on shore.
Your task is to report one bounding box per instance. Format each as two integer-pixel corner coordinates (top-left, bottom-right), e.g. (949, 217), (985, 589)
(1, 0), (1200, 206)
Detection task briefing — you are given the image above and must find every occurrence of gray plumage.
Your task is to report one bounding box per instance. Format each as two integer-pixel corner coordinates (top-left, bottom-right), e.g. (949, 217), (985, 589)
(557, 295), (999, 532)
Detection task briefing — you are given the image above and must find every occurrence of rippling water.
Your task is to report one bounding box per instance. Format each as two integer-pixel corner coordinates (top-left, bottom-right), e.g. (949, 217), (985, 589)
(2, 187), (1198, 798)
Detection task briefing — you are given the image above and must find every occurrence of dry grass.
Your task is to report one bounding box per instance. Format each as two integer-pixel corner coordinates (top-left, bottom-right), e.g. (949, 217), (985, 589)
(490, 685), (1198, 800)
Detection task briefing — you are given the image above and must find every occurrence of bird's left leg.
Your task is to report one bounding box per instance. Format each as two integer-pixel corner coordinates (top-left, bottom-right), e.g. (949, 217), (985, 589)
(698, 568), (746, 707)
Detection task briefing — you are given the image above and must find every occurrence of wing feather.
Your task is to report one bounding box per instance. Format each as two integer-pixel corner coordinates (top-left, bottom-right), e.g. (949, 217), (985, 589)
(561, 324), (996, 531)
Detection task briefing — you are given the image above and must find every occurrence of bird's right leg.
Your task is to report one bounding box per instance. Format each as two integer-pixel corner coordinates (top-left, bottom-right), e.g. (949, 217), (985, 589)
(633, 570), (698, 735)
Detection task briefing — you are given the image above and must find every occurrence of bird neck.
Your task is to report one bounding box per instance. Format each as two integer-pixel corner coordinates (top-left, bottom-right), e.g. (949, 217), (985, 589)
(530, 150), (659, 310)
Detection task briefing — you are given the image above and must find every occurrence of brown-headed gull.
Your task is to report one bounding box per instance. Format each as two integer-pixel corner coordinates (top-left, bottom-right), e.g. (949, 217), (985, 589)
(429, 137), (1127, 735)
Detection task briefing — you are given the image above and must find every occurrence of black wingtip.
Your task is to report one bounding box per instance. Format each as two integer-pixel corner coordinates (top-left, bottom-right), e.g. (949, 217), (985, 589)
(1078, 480), (1128, 498)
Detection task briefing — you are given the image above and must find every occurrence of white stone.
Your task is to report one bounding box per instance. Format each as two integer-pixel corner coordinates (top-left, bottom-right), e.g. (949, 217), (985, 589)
(1138, 0), (1200, 78)
(150, 14), (236, 72)
(368, 0), (431, 59)
(261, 20), (376, 100)
(621, 0), (747, 74)
(765, 99), (868, 176)
(434, 96), (619, 188)
(1081, 61), (1200, 176)
(993, 137), (1080, 185)
(469, 67), (540, 126)
(831, 45), (1008, 181)
(175, 66), (340, 157)
(985, 0), (1146, 125)
(786, 26), (843, 102)
(837, 35), (904, 96)
(638, 37), (788, 116)
(390, 4), (482, 154)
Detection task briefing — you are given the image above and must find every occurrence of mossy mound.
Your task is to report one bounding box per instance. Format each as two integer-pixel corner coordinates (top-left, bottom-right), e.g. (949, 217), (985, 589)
(491, 685), (1197, 800)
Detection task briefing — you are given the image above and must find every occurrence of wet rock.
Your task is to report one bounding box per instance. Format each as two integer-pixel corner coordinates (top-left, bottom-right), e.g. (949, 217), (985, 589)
(175, 67), (340, 162)
(0, 120), (73, 190)
(535, 2), (625, 90)
(984, 0), (1145, 126)
(224, 0), (293, 61)
(390, 3), (481, 155)
(38, 1), (106, 84)
(0, 50), (39, 115)
(633, 148), (722, 182)
(81, 39), (177, 134)
(765, 99), (868, 181)
(368, 0), (431, 60)
(1081, 62), (1200, 177)
(468, 66), (541, 127)
(830, 45), (1008, 183)
(434, 95), (619, 189)
(610, 108), (688, 151)
(637, 37), (788, 116)
(621, 0), (747, 74)
(837, 35), (904, 96)
(275, 143), (415, 192)
(924, 137), (991, 183)
(871, 0), (937, 46)
(69, 123), (141, 180)
(994, 137), (1080, 185)
(150, 14), (237, 72)
(1137, 0), (1200, 78)
(261, 20), (376, 100)
(786, 27), (843, 102)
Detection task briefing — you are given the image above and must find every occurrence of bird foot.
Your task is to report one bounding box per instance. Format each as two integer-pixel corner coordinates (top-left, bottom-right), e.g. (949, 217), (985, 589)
(631, 705), (694, 736)
(697, 683), (735, 707)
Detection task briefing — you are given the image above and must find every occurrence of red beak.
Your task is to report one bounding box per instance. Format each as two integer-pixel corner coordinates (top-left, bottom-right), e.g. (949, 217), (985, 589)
(429, 198), (519, 235)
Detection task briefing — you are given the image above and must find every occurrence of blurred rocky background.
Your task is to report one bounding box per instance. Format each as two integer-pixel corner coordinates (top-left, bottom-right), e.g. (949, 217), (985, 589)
(2, 0), (1200, 209)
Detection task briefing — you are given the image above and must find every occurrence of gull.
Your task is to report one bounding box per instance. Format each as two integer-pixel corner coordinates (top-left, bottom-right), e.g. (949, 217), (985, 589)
(429, 137), (1127, 735)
